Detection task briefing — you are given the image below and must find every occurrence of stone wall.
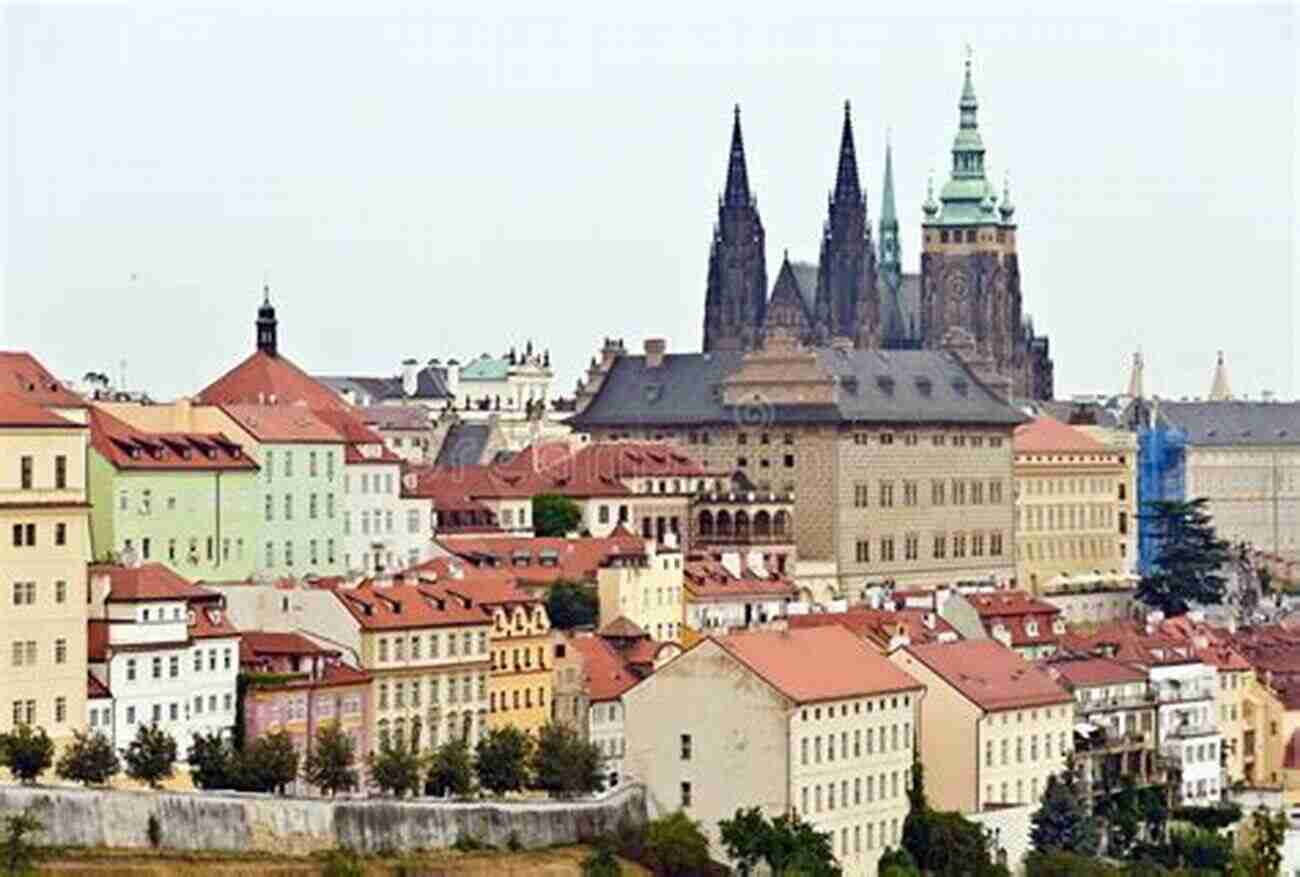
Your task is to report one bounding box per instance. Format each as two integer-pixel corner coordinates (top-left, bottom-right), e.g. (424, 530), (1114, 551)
(0, 783), (645, 855)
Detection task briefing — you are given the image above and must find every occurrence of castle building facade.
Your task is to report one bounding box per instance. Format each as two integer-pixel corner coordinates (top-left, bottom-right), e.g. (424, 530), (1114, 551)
(701, 57), (1054, 401)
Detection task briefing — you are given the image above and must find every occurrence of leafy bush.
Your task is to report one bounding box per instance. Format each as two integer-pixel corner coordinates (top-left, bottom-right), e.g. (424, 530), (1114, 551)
(0, 807), (44, 876)
(581, 842), (621, 877)
(476, 727), (533, 795)
(186, 730), (233, 790)
(302, 722), (358, 797)
(642, 811), (710, 877)
(451, 833), (493, 852)
(545, 580), (599, 630)
(531, 722), (603, 798)
(1169, 803), (1242, 832)
(146, 813), (162, 849)
(532, 494), (582, 538)
(0, 725), (53, 785)
(368, 738), (422, 798)
(425, 738), (473, 798)
(123, 723), (177, 789)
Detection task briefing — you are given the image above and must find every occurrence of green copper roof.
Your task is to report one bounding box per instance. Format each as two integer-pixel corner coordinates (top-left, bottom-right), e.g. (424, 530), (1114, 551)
(460, 355), (511, 380)
(929, 52), (1013, 227)
(880, 137), (898, 228)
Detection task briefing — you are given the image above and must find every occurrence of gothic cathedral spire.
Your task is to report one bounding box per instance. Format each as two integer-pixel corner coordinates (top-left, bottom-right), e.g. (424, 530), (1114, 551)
(815, 101), (878, 348)
(879, 132), (901, 292)
(702, 105), (768, 353)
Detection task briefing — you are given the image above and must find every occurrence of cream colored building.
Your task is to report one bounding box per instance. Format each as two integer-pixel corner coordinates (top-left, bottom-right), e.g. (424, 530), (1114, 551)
(570, 335), (1025, 599)
(0, 369), (92, 746)
(1077, 424), (1138, 575)
(623, 626), (922, 876)
(890, 639), (1073, 813)
(1013, 416), (1130, 595)
(596, 541), (685, 642)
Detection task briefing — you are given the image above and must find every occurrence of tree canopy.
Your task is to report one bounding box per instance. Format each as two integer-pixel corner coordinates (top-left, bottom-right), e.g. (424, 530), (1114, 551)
(719, 807), (838, 876)
(123, 723), (177, 789)
(302, 722), (358, 797)
(56, 729), (120, 787)
(545, 580), (599, 630)
(475, 726), (533, 795)
(1030, 772), (1099, 857)
(1137, 498), (1231, 615)
(532, 494), (583, 537)
(0, 724), (54, 785)
(532, 722), (604, 797)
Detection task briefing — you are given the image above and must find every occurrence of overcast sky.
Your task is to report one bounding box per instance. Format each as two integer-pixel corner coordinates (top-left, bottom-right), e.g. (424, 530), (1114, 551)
(2, 2), (1295, 403)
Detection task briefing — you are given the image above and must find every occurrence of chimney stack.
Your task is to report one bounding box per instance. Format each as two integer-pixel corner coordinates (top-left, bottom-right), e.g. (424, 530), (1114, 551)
(644, 338), (667, 369)
(402, 359), (419, 397)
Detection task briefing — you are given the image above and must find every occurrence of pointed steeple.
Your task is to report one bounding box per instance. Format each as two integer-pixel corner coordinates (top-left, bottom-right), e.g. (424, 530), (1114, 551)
(880, 132), (898, 229)
(256, 283), (278, 356)
(1126, 350), (1144, 399)
(1209, 351), (1232, 401)
(723, 104), (752, 208)
(832, 100), (862, 206)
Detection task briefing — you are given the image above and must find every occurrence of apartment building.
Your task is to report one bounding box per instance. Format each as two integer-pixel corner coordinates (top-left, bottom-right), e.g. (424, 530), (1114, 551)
(681, 551), (798, 634)
(890, 639), (1073, 813)
(947, 590), (1066, 660)
(1013, 416), (1131, 594)
(86, 407), (260, 577)
(86, 563), (240, 757)
(0, 389), (92, 745)
(624, 626), (922, 876)
(596, 540), (686, 642)
(553, 632), (638, 789)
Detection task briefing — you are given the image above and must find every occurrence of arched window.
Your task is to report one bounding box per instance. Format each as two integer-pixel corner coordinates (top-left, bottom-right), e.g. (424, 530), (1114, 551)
(735, 511), (751, 540)
(698, 511), (714, 537)
(773, 511), (790, 537)
(754, 511), (771, 538)
(716, 511), (733, 537)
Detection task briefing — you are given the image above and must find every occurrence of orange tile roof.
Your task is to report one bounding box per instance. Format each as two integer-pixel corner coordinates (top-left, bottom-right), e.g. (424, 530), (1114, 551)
(433, 531), (647, 586)
(1059, 621), (1201, 667)
(240, 631), (335, 659)
(0, 393), (80, 428)
(96, 562), (225, 602)
(787, 608), (958, 647)
(89, 408), (256, 472)
(331, 581), (489, 631)
(568, 634), (638, 702)
(968, 590), (1062, 618)
(197, 350), (352, 412)
(683, 553), (797, 601)
(406, 464), (537, 501)
(217, 403), (343, 444)
(1040, 655), (1147, 688)
(903, 640), (1073, 711)
(716, 626), (923, 704)
(0, 352), (85, 408)
(1014, 416), (1108, 454)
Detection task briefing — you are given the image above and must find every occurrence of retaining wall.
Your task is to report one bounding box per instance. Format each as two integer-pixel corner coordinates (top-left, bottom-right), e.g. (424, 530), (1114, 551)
(0, 783), (645, 855)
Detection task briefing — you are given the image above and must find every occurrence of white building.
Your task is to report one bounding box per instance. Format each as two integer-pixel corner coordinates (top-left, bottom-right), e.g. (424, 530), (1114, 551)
(682, 551), (799, 634)
(563, 634), (637, 789)
(341, 440), (432, 576)
(87, 563), (240, 759)
(1149, 656), (1223, 803)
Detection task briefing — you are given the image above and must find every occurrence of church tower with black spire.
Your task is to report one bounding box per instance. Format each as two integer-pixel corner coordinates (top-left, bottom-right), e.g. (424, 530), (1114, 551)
(814, 101), (878, 348)
(702, 106), (768, 353)
(256, 284), (278, 356)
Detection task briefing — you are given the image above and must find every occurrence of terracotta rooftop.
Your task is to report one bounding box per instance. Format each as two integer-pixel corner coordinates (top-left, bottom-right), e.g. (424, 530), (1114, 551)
(787, 608), (958, 647)
(197, 350), (352, 412)
(568, 634), (638, 702)
(331, 581), (488, 631)
(96, 562), (223, 602)
(717, 626), (923, 705)
(87, 673), (112, 700)
(1059, 621), (1202, 667)
(357, 405), (431, 431)
(240, 631), (335, 660)
(0, 352), (85, 408)
(1041, 655), (1148, 689)
(0, 393), (80, 428)
(89, 408), (256, 472)
(433, 531), (646, 586)
(968, 590), (1063, 618)
(1014, 416), (1108, 455)
(902, 640), (1072, 711)
(683, 553), (798, 601)
(217, 403), (343, 444)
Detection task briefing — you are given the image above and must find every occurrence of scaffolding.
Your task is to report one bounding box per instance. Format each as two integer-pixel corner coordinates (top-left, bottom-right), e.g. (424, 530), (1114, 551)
(1137, 423), (1187, 575)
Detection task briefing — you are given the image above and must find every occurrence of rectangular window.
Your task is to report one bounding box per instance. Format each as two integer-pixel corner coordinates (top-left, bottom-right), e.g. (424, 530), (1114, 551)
(55, 580), (66, 603)
(284, 452), (293, 478)
(54, 638), (67, 664)
(878, 482), (894, 507)
(855, 539), (870, 563)
(680, 782), (692, 807)
(265, 494), (273, 522)
(309, 494), (318, 520)
(19, 456), (33, 489)
(880, 537), (895, 562)
(284, 494), (293, 520)
(681, 733), (692, 760)
(853, 484), (869, 508)
(54, 456), (67, 489)
(934, 534), (947, 559)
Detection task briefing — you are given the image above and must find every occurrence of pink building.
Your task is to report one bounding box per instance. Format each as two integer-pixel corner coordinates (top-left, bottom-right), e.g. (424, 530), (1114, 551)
(240, 632), (372, 773)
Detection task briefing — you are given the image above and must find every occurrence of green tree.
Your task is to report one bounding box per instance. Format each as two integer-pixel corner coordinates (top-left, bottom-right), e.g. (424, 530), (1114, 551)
(581, 842), (621, 877)
(426, 738), (474, 798)
(877, 847), (921, 877)
(719, 806), (769, 875)
(236, 730), (300, 794)
(186, 730), (233, 790)
(1234, 806), (1288, 877)
(900, 759), (1005, 877)
(123, 722), (177, 789)
(55, 729), (120, 787)
(531, 722), (603, 798)
(368, 738), (422, 797)
(0, 808), (43, 876)
(643, 811), (711, 877)
(0, 725), (54, 785)
(475, 726), (533, 795)
(545, 580), (600, 630)
(1023, 850), (1121, 876)
(1137, 498), (1231, 615)
(532, 494), (582, 538)
(1030, 772), (1099, 856)
(302, 722), (358, 797)
(719, 807), (838, 876)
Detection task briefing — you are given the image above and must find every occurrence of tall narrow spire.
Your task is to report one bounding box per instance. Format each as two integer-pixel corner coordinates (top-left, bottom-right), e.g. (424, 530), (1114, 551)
(1209, 351), (1232, 401)
(723, 104), (751, 207)
(1126, 350), (1144, 399)
(880, 133), (898, 229)
(833, 100), (862, 205)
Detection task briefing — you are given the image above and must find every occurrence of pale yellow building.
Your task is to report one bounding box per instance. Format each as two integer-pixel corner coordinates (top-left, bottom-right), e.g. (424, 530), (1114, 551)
(890, 639), (1073, 813)
(0, 360), (93, 747)
(623, 626), (922, 876)
(596, 541), (685, 642)
(1013, 416), (1130, 595)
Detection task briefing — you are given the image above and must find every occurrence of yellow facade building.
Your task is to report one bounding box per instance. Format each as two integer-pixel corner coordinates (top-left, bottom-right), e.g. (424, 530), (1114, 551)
(1013, 416), (1130, 594)
(0, 354), (93, 746)
(596, 541), (685, 642)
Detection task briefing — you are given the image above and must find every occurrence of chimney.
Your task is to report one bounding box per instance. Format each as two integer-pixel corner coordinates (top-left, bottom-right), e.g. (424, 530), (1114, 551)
(402, 359), (419, 397)
(644, 338), (667, 369)
(600, 337), (623, 370)
(444, 360), (461, 398)
(720, 552), (742, 579)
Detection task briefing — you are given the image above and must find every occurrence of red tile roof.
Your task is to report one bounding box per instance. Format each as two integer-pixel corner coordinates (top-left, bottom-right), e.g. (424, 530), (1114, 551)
(1014, 416), (1108, 454)
(89, 408), (256, 472)
(433, 531), (647, 586)
(683, 553), (797, 601)
(217, 403), (342, 444)
(788, 608), (958, 647)
(568, 634), (638, 702)
(190, 603), (239, 640)
(0, 352), (85, 408)
(87, 673), (112, 700)
(96, 563), (223, 602)
(417, 557), (542, 607)
(1059, 622), (1201, 667)
(716, 626), (923, 705)
(87, 620), (109, 662)
(197, 350), (352, 412)
(968, 591), (1062, 618)
(331, 581), (488, 631)
(0, 393), (80, 428)
(406, 464), (537, 500)
(903, 640), (1073, 711)
(358, 405), (431, 431)
(599, 616), (646, 639)
(240, 631), (335, 660)
(1041, 656), (1148, 688)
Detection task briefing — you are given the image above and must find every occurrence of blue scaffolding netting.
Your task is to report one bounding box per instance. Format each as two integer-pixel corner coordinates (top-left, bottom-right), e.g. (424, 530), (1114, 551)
(1137, 423), (1187, 575)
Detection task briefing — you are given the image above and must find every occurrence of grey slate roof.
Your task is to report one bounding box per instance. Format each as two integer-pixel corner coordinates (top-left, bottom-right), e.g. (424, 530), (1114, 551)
(570, 347), (1026, 429)
(434, 422), (492, 467)
(790, 262), (819, 316)
(319, 367), (451, 403)
(357, 405), (432, 431)
(1158, 401), (1300, 447)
